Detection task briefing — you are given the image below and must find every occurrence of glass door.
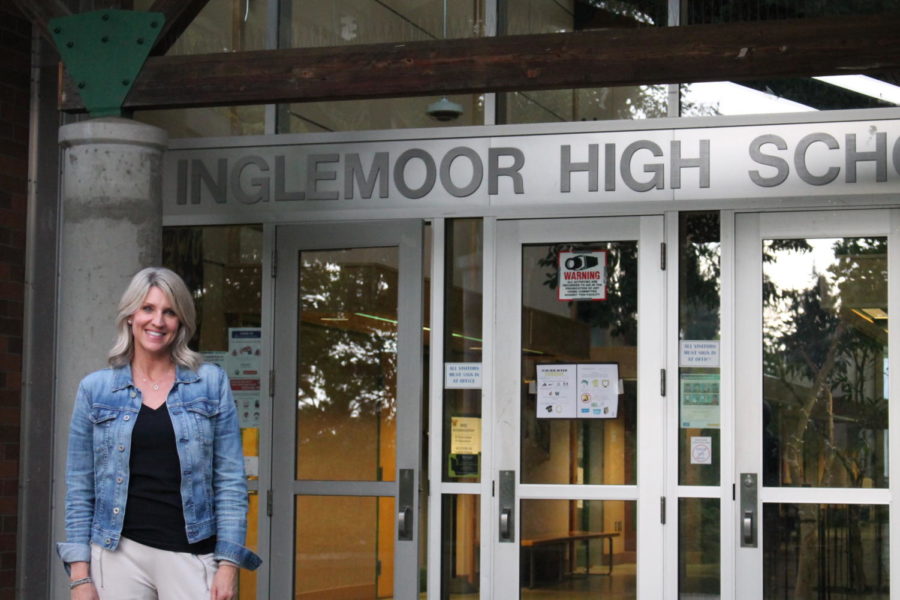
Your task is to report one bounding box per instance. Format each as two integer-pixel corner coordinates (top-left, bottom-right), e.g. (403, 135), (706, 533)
(271, 221), (424, 599)
(734, 210), (898, 599)
(493, 216), (667, 599)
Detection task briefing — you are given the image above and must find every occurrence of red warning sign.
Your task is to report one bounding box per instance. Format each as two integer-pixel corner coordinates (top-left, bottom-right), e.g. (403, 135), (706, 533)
(558, 250), (607, 301)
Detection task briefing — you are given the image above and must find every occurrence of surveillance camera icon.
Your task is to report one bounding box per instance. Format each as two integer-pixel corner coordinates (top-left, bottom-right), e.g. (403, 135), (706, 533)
(564, 255), (599, 270)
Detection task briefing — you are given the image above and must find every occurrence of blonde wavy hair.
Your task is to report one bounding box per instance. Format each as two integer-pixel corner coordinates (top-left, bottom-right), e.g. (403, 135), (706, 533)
(108, 267), (203, 371)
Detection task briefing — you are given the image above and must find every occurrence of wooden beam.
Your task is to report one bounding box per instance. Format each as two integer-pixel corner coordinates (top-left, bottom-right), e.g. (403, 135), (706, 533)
(12, 0), (71, 43)
(59, 13), (900, 113)
(147, 0), (211, 56)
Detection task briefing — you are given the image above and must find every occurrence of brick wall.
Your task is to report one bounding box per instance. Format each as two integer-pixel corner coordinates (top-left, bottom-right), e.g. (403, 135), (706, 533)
(0, 5), (30, 598)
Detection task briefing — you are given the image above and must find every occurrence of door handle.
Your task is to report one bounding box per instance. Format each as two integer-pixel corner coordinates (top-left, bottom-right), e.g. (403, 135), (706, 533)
(398, 506), (412, 539)
(500, 509), (511, 539)
(498, 470), (515, 543)
(739, 472), (758, 548)
(398, 468), (414, 541)
(742, 510), (754, 544)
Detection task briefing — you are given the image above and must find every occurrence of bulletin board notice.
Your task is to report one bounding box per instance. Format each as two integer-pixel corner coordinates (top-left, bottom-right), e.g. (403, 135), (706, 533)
(537, 363), (620, 419)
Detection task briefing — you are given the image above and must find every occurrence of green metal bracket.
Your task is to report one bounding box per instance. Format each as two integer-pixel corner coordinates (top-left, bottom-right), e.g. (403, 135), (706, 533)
(50, 10), (165, 118)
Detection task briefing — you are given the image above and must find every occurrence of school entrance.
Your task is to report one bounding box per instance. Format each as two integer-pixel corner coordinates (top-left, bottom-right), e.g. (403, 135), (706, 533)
(264, 208), (897, 598)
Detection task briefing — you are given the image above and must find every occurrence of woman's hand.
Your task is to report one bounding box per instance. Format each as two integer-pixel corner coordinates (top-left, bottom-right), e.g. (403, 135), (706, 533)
(210, 561), (239, 600)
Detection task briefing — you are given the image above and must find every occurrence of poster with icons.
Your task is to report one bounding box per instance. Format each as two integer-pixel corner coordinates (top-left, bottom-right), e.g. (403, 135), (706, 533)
(227, 328), (262, 429)
(537, 363), (621, 419)
(536, 364), (577, 418)
(576, 363), (619, 418)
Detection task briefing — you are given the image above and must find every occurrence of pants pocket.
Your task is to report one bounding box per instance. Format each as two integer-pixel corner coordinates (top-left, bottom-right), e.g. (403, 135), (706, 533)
(90, 544), (103, 588)
(195, 552), (217, 592)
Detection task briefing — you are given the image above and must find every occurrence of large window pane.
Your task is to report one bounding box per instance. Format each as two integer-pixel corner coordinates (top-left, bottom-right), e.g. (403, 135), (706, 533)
(295, 496), (396, 598)
(520, 499), (635, 598)
(764, 504), (888, 599)
(443, 220), (484, 482)
(682, 2), (900, 116)
(278, 0), (485, 132)
(441, 494), (480, 599)
(498, 0), (668, 124)
(678, 212), (721, 486)
(679, 498), (720, 598)
(762, 237), (888, 489)
(521, 242), (638, 486)
(134, 0), (266, 137)
(296, 247), (400, 482)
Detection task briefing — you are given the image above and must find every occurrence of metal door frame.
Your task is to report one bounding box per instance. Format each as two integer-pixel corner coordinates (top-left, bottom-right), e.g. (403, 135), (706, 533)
(269, 220), (424, 599)
(491, 216), (668, 598)
(732, 208), (900, 599)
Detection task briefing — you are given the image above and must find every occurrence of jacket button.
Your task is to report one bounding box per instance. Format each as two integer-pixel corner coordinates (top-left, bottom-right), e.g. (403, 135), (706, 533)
(113, 507), (120, 514)
(116, 477), (123, 484)
(105, 538), (111, 546)
(130, 391), (136, 398)
(123, 415), (130, 421)
(118, 445), (125, 452)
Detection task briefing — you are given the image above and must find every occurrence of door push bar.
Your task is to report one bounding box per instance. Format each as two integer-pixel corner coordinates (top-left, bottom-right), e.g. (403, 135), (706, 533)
(398, 468), (414, 541)
(740, 472), (758, 548)
(499, 470), (515, 543)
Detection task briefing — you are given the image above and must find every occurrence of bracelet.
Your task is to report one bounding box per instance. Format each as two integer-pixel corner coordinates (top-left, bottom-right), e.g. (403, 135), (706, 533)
(69, 577), (93, 589)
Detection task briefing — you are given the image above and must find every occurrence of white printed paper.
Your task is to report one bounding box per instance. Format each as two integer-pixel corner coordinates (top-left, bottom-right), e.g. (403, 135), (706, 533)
(576, 363), (619, 418)
(690, 436), (713, 465)
(536, 364), (577, 418)
(445, 362), (483, 389)
(679, 340), (720, 368)
(244, 456), (259, 477)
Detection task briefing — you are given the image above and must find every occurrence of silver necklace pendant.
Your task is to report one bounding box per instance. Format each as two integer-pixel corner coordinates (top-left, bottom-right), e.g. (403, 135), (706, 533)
(151, 383), (160, 391)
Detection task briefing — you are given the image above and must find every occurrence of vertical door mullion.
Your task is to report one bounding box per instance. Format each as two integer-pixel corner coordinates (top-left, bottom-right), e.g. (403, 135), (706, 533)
(733, 213), (764, 599)
(426, 219), (446, 600)
(720, 210), (737, 600)
(480, 217), (498, 599)
(636, 215), (666, 599)
(889, 209), (900, 600)
(394, 221), (424, 597)
(492, 219), (523, 598)
(271, 228), (301, 598)
(663, 211), (680, 598)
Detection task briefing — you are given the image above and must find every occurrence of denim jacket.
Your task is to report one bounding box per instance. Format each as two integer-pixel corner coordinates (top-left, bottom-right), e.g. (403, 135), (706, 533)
(56, 363), (262, 571)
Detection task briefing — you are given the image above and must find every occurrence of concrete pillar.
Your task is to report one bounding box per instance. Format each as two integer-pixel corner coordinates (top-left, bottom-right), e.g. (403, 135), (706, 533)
(52, 118), (166, 596)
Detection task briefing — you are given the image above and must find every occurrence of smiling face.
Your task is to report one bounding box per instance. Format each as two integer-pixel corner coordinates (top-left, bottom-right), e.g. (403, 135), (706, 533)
(130, 286), (180, 360)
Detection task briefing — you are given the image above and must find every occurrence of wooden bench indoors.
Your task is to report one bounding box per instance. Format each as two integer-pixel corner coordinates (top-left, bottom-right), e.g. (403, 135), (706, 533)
(520, 531), (620, 588)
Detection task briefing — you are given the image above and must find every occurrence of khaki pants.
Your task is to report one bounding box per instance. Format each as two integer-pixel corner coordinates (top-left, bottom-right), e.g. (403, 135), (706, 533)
(91, 537), (217, 599)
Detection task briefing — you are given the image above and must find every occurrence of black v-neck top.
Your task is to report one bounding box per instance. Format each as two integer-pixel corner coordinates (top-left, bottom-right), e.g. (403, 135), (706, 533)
(121, 403), (216, 554)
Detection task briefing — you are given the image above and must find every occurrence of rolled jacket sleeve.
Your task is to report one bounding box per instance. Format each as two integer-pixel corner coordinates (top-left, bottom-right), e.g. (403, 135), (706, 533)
(211, 368), (262, 571)
(56, 382), (96, 568)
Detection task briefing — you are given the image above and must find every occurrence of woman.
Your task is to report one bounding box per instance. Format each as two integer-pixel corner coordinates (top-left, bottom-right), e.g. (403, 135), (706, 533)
(57, 267), (261, 599)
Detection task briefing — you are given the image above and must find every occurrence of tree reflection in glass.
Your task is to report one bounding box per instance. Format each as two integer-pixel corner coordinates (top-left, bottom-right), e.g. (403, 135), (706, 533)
(296, 247), (400, 482)
(763, 237), (887, 489)
(521, 241), (638, 486)
(762, 237), (889, 599)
